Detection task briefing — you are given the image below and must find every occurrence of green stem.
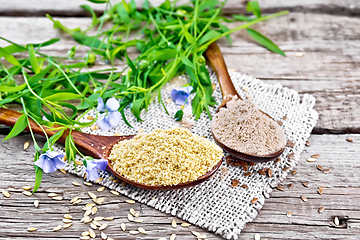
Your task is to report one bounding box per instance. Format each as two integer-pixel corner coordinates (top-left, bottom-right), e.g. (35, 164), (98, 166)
(198, 10), (289, 52)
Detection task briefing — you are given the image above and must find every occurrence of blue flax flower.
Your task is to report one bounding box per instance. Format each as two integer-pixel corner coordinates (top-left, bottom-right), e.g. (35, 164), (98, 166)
(97, 97), (121, 131)
(170, 86), (193, 105)
(34, 151), (66, 173)
(85, 158), (108, 181)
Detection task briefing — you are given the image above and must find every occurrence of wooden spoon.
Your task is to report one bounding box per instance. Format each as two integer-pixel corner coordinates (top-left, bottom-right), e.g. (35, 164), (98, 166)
(0, 108), (222, 190)
(205, 42), (285, 163)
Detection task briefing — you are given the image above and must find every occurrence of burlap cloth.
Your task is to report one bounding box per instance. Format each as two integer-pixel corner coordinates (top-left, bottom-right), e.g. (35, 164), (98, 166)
(58, 70), (318, 239)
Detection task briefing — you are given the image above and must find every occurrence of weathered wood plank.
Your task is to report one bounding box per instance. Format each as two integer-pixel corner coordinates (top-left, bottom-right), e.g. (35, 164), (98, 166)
(1, 12), (360, 132)
(0, 132), (359, 239)
(1, 0), (360, 16)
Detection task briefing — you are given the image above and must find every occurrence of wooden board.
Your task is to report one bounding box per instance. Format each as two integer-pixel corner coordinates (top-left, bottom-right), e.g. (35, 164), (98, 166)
(1, 0), (360, 16)
(1, 132), (359, 239)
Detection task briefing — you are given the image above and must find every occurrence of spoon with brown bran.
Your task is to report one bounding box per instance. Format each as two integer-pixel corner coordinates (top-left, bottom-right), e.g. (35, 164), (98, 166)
(0, 108), (222, 190)
(205, 42), (286, 163)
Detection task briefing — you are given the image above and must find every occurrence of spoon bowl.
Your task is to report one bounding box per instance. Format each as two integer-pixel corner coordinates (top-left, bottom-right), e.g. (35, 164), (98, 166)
(205, 42), (285, 163)
(0, 107), (222, 190)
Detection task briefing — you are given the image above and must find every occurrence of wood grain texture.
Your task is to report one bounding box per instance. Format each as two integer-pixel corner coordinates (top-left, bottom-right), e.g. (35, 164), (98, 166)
(1, 132), (359, 239)
(1, 0), (360, 16)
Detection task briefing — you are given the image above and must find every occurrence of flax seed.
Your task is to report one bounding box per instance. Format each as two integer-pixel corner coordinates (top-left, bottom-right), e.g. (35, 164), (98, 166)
(244, 172), (252, 176)
(305, 140), (311, 147)
(318, 188), (324, 195)
(53, 225), (62, 231)
(286, 140), (295, 148)
(138, 227), (147, 234)
(53, 196), (63, 201)
(110, 190), (119, 195)
(181, 222), (191, 227)
(231, 179), (240, 188)
(126, 199), (135, 204)
(22, 186), (31, 191)
(172, 220), (177, 228)
(129, 230), (139, 235)
(95, 178), (103, 184)
(241, 184), (248, 189)
(27, 227), (38, 232)
(311, 154), (320, 159)
(257, 170), (266, 175)
(89, 229), (96, 238)
(104, 217), (114, 221)
(275, 157), (282, 163)
(346, 138), (353, 142)
(59, 169), (66, 174)
(101, 232), (107, 240)
(99, 224), (107, 231)
(287, 211), (292, 217)
(277, 186), (285, 191)
(88, 192), (97, 199)
(97, 187), (105, 192)
(2, 191), (10, 198)
(23, 191), (32, 196)
(121, 223), (126, 231)
(300, 195), (307, 202)
(283, 167), (291, 171)
(84, 182), (92, 186)
(62, 219), (72, 224)
(291, 170), (297, 175)
(267, 168), (273, 178)
(307, 158), (317, 162)
(34, 200), (39, 208)
(316, 165), (323, 171)
(318, 207), (325, 213)
(72, 181), (81, 187)
(251, 198), (258, 204)
(288, 183), (294, 189)
(334, 217), (339, 226)
(302, 182), (309, 188)
(64, 214), (73, 219)
(63, 223), (72, 229)
(323, 169), (332, 174)
(288, 152), (295, 159)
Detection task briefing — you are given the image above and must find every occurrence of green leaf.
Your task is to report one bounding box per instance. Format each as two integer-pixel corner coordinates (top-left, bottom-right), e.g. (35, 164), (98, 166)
(219, 24), (232, 45)
(178, 18), (195, 44)
(0, 84), (26, 93)
(3, 113), (28, 141)
(65, 134), (76, 161)
(232, 14), (255, 22)
(174, 110), (184, 121)
(247, 28), (285, 56)
(30, 38), (60, 48)
(43, 129), (65, 151)
(33, 150), (43, 193)
(198, 30), (222, 46)
(28, 45), (40, 74)
(0, 47), (21, 66)
(81, 5), (98, 26)
(43, 93), (83, 102)
(131, 97), (145, 121)
(142, 0), (150, 10)
(72, 32), (107, 49)
(247, 1), (261, 18)
(86, 0), (109, 4)
(179, 54), (195, 69)
(116, 3), (131, 24)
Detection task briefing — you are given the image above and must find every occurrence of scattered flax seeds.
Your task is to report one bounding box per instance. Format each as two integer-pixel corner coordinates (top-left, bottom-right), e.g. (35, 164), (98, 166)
(334, 217), (340, 226)
(255, 233), (261, 240)
(59, 169), (67, 174)
(23, 142), (30, 150)
(305, 141), (311, 147)
(241, 184), (248, 189)
(276, 186), (285, 191)
(318, 188), (324, 195)
(288, 183), (294, 189)
(97, 187), (105, 192)
(110, 190), (119, 195)
(318, 207), (325, 213)
(23, 191), (32, 196)
(346, 138), (353, 142)
(34, 200), (39, 208)
(251, 198), (258, 204)
(22, 186), (31, 191)
(291, 170), (297, 175)
(172, 220), (177, 228)
(72, 181), (81, 187)
(211, 97), (286, 156)
(307, 158), (317, 162)
(121, 223), (126, 231)
(286, 140), (295, 148)
(138, 227), (147, 234)
(323, 169), (332, 174)
(244, 172), (252, 176)
(267, 168), (273, 178)
(257, 170), (266, 175)
(109, 127), (223, 186)
(125, 199), (135, 204)
(83, 182), (92, 186)
(53, 225), (62, 231)
(302, 182), (309, 188)
(48, 193), (57, 197)
(27, 227), (38, 232)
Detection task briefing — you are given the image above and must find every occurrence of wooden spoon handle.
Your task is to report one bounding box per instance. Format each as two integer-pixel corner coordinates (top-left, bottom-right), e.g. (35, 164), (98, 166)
(205, 42), (241, 102)
(0, 108), (104, 158)
(0, 108), (70, 142)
